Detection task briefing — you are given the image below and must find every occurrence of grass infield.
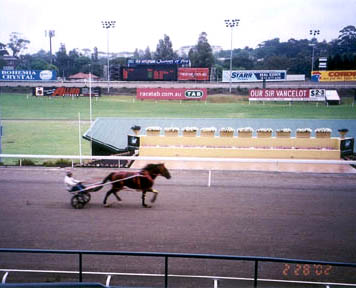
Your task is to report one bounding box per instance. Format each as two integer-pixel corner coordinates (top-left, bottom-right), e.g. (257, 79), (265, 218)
(0, 93), (356, 163)
(1, 93), (356, 120)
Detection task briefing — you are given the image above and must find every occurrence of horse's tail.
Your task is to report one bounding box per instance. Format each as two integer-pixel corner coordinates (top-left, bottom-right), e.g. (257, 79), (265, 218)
(91, 172), (114, 192)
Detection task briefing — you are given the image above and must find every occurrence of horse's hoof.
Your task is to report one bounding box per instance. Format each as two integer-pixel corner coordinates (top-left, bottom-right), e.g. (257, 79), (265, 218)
(151, 194), (158, 203)
(104, 203), (112, 208)
(143, 205), (152, 208)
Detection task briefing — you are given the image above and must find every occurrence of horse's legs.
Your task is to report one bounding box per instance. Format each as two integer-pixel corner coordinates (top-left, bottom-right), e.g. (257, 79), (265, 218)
(141, 191), (151, 208)
(147, 188), (159, 203)
(103, 189), (113, 205)
(103, 187), (121, 206)
(113, 191), (122, 202)
(103, 182), (124, 206)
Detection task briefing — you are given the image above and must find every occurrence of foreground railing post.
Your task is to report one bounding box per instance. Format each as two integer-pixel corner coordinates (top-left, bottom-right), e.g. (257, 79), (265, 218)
(2, 271), (9, 284)
(79, 253), (83, 282)
(164, 256), (168, 288)
(208, 170), (212, 187)
(254, 260), (258, 288)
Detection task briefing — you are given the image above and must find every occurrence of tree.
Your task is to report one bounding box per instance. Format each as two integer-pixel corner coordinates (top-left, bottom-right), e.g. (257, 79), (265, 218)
(188, 32), (214, 68)
(229, 49), (254, 70)
(81, 48), (91, 58)
(326, 25), (356, 69)
(329, 25), (356, 56)
(337, 25), (356, 53)
(0, 42), (8, 56)
(133, 49), (141, 59)
(7, 32), (30, 56)
(92, 47), (99, 62)
(154, 34), (176, 60)
(255, 38), (281, 59)
(144, 46), (152, 59)
(261, 55), (290, 70)
(287, 56), (308, 75)
(54, 45), (90, 78)
(54, 43), (70, 78)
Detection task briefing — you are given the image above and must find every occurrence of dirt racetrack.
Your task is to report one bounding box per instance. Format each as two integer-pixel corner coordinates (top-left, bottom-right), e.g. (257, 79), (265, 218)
(0, 166), (356, 287)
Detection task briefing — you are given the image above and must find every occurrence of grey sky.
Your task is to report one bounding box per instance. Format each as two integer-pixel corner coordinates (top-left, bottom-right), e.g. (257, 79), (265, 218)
(0, 0), (355, 55)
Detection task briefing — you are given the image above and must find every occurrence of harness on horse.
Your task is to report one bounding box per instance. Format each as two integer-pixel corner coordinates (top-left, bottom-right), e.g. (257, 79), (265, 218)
(119, 171), (154, 190)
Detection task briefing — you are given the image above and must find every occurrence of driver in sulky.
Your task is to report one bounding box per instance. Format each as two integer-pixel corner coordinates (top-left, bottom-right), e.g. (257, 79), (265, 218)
(64, 171), (86, 192)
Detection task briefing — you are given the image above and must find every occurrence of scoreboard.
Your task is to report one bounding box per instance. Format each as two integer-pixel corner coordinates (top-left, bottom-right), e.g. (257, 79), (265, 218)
(121, 65), (177, 81)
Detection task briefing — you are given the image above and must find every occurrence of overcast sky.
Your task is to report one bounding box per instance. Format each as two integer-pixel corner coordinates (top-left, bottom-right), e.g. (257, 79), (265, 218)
(1, 0), (355, 55)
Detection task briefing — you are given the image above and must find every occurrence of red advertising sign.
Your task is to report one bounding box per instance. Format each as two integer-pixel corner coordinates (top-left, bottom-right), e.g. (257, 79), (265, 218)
(32, 87), (101, 97)
(178, 68), (209, 81)
(137, 88), (207, 100)
(249, 89), (310, 101)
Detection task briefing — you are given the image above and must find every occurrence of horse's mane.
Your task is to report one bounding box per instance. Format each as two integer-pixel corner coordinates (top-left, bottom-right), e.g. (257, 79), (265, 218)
(141, 163), (160, 173)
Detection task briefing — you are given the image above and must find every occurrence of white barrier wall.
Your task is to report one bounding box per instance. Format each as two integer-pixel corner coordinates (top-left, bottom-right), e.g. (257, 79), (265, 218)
(286, 74), (305, 81)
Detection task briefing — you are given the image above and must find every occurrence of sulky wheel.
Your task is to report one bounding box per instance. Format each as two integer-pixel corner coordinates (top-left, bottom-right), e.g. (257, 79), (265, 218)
(71, 195), (86, 209)
(81, 192), (91, 203)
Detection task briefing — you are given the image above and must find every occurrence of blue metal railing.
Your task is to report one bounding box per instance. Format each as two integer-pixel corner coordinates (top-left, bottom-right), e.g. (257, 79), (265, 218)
(0, 283), (107, 288)
(1, 248), (356, 287)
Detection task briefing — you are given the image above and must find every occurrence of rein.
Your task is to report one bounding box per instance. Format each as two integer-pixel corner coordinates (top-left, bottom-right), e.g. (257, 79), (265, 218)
(78, 173), (150, 193)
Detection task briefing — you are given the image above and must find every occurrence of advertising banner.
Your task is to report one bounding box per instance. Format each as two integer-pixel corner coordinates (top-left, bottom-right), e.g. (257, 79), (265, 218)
(178, 68), (209, 81)
(127, 59), (190, 67)
(249, 89), (311, 101)
(137, 88), (207, 101)
(0, 70), (56, 81)
(33, 87), (101, 97)
(311, 70), (356, 82)
(122, 66), (177, 81)
(222, 70), (286, 82)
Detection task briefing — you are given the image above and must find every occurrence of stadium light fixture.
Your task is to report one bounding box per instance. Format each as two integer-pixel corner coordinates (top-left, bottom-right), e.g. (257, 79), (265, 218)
(224, 19), (240, 93)
(101, 21), (116, 91)
(45, 30), (55, 64)
(309, 29), (320, 73)
(309, 29), (320, 37)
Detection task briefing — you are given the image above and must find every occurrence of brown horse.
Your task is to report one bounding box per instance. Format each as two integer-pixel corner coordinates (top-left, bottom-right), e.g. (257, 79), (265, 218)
(94, 163), (171, 208)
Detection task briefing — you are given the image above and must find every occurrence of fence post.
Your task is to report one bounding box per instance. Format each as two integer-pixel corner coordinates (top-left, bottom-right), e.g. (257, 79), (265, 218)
(2, 272), (9, 284)
(165, 256), (168, 288)
(106, 275), (112, 286)
(208, 170), (212, 187)
(79, 253), (83, 282)
(254, 260), (259, 288)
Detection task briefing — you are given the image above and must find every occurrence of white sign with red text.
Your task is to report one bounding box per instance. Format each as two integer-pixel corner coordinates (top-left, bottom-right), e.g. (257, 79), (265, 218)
(249, 89), (325, 101)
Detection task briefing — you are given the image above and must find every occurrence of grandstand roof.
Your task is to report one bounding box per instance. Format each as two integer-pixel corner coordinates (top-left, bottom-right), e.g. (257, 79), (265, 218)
(68, 72), (99, 80)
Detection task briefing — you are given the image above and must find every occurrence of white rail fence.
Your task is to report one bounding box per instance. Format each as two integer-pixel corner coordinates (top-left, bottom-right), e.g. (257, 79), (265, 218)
(1, 154), (356, 187)
(2, 153), (356, 166)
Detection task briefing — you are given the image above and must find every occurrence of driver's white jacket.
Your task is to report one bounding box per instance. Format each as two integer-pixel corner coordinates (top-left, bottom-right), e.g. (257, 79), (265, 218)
(64, 176), (80, 190)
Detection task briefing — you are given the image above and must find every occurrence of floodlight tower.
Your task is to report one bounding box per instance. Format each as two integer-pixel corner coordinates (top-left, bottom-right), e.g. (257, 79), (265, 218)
(89, 64), (92, 125)
(224, 19), (240, 93)
(45, 30), (55, 64)
(309, 29), (320, 73)
(101, 20), (116, 90)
